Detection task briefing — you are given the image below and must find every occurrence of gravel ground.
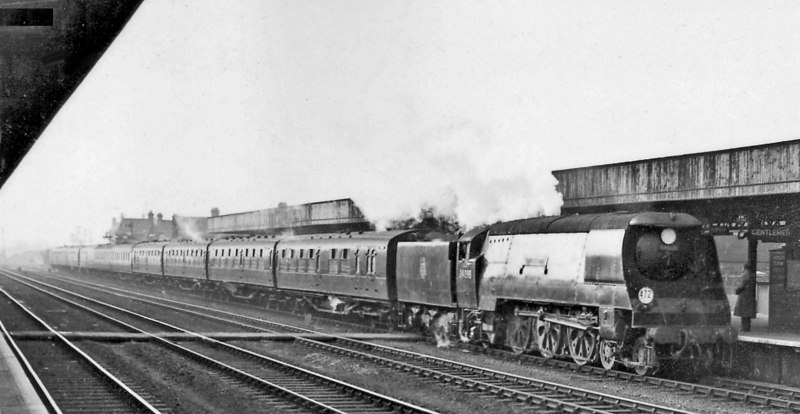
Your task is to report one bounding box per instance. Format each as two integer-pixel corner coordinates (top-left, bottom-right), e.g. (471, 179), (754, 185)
(373, 339), (790, 414)
(79, 341), (304, 414)
(230, 339), (540, 414)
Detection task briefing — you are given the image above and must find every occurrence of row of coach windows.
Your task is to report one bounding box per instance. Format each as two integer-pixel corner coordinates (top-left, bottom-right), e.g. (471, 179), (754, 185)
(212, 248), (267, 257)
(167, 249), (204, 256)
(277, 248), (376, 275)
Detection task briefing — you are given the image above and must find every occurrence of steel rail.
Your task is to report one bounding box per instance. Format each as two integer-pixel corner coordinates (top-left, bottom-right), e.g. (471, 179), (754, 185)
(0, 318), (62, 414)
(297, 336), (691, 414)
(2, 270), (438, 414)
(11, 272), (677, 413)
(19, 268), (700, 413)
(710, 376), (800, 405)
(29, 267), (799, 411)
(466, 343), (800, 411)
(0, 287), (162, 414)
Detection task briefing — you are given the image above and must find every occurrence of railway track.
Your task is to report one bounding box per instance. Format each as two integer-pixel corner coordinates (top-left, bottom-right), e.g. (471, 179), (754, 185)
(465, 343), (800, 412)
(1, 269), (436, 414)
(0, 287), (165, 414)
(13, 269), (693, 413)
(20, 267), (800, 413)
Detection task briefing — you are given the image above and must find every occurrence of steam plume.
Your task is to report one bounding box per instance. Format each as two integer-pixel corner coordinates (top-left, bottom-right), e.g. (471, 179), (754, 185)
(353, 125), (563, 229)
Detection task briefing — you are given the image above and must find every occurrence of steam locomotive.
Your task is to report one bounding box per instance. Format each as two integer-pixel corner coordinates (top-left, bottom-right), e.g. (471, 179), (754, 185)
(48, 211), (736, 375)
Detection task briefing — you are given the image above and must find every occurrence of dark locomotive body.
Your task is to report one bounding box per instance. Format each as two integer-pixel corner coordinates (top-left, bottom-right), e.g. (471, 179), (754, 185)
(48, 211), (735, 375)
(453, 212), (735, 374)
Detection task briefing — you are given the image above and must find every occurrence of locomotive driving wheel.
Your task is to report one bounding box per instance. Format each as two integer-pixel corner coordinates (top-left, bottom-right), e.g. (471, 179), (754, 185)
(506, 315), (532, 355)
(535, 319), (563, 358)
(567, 328), (598, 366)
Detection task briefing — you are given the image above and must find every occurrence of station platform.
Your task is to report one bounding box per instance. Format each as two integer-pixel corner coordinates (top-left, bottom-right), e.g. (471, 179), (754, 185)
(0, 329), (48, 414)
(730, 314), (800, 386)
(732, 314), (800, 347)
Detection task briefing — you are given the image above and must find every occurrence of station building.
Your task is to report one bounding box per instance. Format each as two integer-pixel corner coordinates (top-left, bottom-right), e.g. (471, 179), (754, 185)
(109, 198), (372, 244)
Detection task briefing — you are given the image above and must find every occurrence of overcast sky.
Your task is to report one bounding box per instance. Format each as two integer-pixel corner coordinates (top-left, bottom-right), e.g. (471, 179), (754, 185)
(1, 0), (800, 250)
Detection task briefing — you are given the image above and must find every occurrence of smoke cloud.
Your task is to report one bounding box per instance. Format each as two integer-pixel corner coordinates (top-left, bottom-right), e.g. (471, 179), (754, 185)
(173, 215), (205, 243)
(350, 124), (563, 230)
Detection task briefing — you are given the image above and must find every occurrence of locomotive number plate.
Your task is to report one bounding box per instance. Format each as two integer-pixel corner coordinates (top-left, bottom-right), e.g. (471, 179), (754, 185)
(638, 287), (654, 304)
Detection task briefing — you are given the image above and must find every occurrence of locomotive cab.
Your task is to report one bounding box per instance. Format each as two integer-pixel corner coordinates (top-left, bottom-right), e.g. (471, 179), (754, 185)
(453, 226), (489, 309)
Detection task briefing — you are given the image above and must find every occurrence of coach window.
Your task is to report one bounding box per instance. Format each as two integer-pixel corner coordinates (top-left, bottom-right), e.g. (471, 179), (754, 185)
(354, 249), (361, 274)
(290, 249), (295, 259)
(331, 248), (337, 260)
(300, 249), (305, 259)
(342, 249), (349, 260)
(282, 249), (286, 258)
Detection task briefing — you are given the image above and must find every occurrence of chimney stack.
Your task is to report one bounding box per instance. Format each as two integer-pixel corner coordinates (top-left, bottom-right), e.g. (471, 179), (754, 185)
(211, 207), (220, 217)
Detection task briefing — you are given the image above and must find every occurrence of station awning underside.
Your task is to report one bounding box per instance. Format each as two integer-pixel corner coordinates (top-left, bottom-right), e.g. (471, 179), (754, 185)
(0, 2), (144, 190)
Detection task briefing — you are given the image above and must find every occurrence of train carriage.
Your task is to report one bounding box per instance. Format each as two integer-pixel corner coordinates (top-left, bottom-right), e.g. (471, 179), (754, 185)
(91, 245), (113, 272)
(89, 244), (134, 274)
(109, 244), (134, 274)
(132, 241), (168, 276)
(206, 236), (277, 297)
(78, 246), (95, 272)
(274, 231), (415, 316)
(48, 246), (81, 270)
(44, 209), (734, 377)
(163, 240), (209, 282)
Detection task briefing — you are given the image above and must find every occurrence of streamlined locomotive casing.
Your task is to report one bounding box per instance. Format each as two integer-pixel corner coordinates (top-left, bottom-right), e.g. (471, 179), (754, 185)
(206, 237), (277, 288)
(476, 212), (733, 344)
(274, 231), (414, 301)
(621, 214), (733, 343)
(477, 214), (632, 312)
(132, 242), (168, 276)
